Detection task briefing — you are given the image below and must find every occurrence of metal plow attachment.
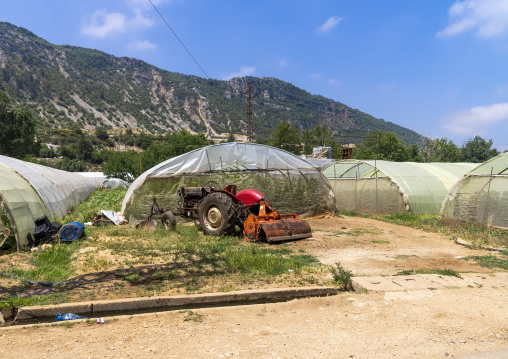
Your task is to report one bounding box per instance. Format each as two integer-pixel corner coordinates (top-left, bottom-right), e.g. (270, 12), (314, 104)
(259, 214), (312, 243)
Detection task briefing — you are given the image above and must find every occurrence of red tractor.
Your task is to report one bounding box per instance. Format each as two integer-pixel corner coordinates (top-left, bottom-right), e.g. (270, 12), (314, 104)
(147, 182), (312, 243)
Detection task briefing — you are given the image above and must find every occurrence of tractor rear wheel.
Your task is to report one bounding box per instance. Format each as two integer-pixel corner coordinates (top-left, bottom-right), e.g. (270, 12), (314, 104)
(198, 192), (237, 236)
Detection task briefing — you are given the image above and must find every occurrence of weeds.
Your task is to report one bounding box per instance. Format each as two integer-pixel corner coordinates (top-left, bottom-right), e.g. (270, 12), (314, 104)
(373, 212), (508, 249)
(464, 255), (508, 270)
(330, 262), (353, 288)
(181, 310), (206, 323)
(395, 269), (462, 278)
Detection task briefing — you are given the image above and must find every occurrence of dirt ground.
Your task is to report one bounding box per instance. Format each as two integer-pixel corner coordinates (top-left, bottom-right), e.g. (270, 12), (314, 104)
(296, 216), (501, 276)
(1, 216), (508, 358)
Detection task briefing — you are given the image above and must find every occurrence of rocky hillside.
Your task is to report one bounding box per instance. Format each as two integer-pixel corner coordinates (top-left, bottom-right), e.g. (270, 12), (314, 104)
(0, 21), (423, 144)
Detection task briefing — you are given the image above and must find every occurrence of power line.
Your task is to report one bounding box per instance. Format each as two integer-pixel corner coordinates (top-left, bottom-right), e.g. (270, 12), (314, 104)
(148, 0), (209, 79)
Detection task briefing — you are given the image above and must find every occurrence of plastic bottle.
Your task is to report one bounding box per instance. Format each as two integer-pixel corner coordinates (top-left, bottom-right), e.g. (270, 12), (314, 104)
(56, 313), (87, 321)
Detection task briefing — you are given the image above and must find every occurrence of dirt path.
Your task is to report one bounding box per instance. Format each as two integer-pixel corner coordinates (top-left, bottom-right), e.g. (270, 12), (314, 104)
(1, 287), (508, 358)
(1, 216), (507, 358)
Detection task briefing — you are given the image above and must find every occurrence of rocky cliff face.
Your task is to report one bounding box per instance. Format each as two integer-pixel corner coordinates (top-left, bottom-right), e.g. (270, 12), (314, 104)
(0, 21), (423, 144)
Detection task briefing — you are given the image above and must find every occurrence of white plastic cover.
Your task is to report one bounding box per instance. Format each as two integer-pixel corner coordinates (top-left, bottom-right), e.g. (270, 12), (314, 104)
(323, 160), (478, 214)
(121, 143), (334, 220)
(0, 164), (48, 250)
(0, 155), (96, 219)
(441, 152), (508, 228)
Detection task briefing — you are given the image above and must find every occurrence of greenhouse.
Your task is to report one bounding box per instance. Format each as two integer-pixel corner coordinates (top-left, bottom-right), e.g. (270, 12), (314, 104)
(121, 142), (335, 222)
(441, 152), (508, 229)
(322, 160), (478, 215)
(0, 155), (97, 250)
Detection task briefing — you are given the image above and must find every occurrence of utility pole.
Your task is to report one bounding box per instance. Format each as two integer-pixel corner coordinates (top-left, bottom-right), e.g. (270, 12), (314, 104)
(245, 81), (255, 143)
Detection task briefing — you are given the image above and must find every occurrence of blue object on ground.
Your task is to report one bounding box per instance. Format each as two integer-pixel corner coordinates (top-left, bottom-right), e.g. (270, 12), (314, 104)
(59, 222), (84, 242)
(56, 313), (87, 321)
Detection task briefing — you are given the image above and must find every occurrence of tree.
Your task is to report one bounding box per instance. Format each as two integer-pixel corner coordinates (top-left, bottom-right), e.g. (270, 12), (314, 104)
(95, 126), (109, 142)
(302, 124), (334, 155)
(0, 90), (38, 159)
(379, 131), (407, 161)
(268, 120), (301, 154)
(102, 150), (139, 180)
(461, 136), (500, 163)
(226, 132), (236, 142)
(406, 144), (424, 162)
(354, 131), (410, 161)
(354, 131), (383, 160)
(421, 138), (463, 162)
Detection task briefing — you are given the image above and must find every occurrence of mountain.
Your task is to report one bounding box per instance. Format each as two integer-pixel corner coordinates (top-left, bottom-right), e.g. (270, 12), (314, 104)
(0, 21), (424, 144)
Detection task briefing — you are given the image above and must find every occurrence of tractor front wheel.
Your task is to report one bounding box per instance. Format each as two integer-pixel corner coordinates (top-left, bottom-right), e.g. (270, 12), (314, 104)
(198, 192), (237, 236)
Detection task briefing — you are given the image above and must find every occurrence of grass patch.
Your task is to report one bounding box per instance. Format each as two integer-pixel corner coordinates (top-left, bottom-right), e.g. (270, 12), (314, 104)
(371, 240), (390, 244)
(372, 212), (508, 249)
(62, 188), (127, 224)
(395, 268), (462, 278)
(0, 188), (327, 306)
(395, 254), (418, 260)
(4, 244), (77, 283)
(464, 255), (508, 270)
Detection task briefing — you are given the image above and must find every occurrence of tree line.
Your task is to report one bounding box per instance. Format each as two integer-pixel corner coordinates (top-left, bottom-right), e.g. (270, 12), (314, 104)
(266, 120), (502, 163)
(0, 90), (503, 181)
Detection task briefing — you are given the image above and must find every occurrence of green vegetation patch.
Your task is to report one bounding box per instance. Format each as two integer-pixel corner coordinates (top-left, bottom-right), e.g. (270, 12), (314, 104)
(395, 268), (462, 278)
(63, 188), (127, 224)
(374, 212), (508, 249)
(464, 255), (508, 270)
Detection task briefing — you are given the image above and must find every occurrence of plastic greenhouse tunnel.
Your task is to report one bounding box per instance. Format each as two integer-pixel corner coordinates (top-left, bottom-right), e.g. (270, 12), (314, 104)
(322, 159), (478, 215)
(441, 152), (508, 229)
(121, 142), (335, 223)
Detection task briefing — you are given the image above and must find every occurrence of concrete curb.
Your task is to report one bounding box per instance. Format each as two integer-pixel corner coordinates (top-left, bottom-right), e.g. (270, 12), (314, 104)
(12, 286), (339, 322)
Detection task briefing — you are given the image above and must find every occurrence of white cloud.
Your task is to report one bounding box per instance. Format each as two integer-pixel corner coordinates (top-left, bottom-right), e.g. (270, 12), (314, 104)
(127, 40), (157, 51)
(278, 59), (288, 68)
(222, 66), (256, 80)
(319, 16), (342, 33)
(82, 9), (155, 38)
(437, 0), (508, 38)
(442, 103), (508, 135)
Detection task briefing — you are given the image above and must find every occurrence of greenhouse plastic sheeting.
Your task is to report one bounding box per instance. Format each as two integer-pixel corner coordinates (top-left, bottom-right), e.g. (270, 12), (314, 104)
(0, 164), (48, 250)
(101, 178), (128, 189)
(441, 152), (508, 228)
(121, 143), (335, 222)
(76, 172), (107, 187)
(0, 155), (96, 219)
(323, 160), (478, 214)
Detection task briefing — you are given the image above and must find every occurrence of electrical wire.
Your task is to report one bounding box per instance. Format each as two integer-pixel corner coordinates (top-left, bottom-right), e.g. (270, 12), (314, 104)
(148, 0), (209, 79)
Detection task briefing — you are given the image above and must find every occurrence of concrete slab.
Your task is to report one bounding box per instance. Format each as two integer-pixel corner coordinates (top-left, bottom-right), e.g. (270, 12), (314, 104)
(417, 274), (469, 288)
(352, 276), (403, 292)
(461, 273), (508, 288)
(388, 275), (438, 290)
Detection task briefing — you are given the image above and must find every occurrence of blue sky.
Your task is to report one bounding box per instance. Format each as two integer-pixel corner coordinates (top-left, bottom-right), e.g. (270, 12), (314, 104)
(2, 0), (508, 150)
